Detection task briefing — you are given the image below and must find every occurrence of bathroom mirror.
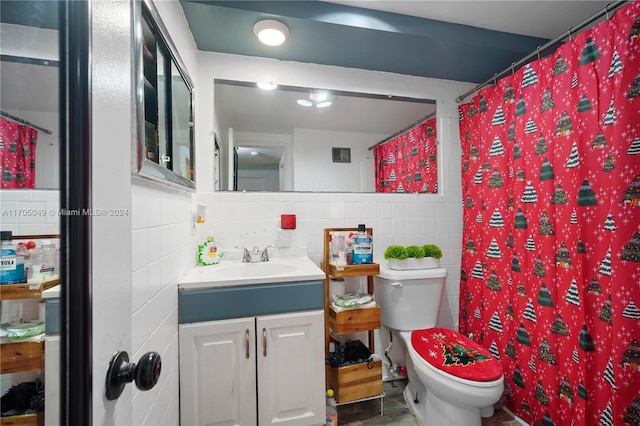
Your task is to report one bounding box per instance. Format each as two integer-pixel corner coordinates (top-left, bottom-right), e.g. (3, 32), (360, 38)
(133, 0), (195, 190)
(1, 2), (60, 190)
(214, 79), (436, 193)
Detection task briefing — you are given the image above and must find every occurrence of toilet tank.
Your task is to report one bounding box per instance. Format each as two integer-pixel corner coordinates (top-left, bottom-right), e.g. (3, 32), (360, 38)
(374, 266), (447, 331)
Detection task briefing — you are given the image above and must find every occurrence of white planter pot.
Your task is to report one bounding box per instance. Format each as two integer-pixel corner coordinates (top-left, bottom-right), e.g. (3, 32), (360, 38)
(387, 257), (440, 270)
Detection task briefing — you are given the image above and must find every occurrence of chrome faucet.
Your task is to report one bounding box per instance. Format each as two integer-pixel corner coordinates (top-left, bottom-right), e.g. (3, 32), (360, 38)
(236, 244), (278, 262)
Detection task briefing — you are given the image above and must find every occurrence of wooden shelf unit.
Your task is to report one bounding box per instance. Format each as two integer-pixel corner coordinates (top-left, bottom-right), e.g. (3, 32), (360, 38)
(0, 341), (44, 374)
(0, 412), (44, 426)
(0, 273), (52, 424)
(0, 278), (60, 301)
(322, 227), (383, 404)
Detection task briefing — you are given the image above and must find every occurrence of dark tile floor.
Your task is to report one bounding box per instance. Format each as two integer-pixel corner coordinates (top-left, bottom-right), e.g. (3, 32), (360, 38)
(338, 379), (520, 426)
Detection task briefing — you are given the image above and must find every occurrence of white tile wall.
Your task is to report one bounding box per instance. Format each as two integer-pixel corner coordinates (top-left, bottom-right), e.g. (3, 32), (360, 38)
(130, 178), (195, 425)
(0, 189), (60, 235)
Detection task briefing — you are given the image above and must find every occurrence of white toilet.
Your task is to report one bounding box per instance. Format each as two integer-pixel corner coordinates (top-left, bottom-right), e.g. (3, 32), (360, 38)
(374, 265), (504, 426)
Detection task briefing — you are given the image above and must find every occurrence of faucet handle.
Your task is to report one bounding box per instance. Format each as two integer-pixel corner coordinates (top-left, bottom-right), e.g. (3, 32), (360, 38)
(234, 246), (252, 263)
(260, 244), (278, 262)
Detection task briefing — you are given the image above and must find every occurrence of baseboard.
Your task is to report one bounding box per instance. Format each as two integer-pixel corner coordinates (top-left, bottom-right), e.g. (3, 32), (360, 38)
(502, 406), (529, 425)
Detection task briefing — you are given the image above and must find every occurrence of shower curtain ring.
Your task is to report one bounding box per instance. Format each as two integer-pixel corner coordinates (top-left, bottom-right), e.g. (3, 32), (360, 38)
(536, 46), (541, 61)
(493, 73), (497, 85)
(568, 27), (573, 41)
(605, 6), (610, 20)
(511, 62), (516, 75)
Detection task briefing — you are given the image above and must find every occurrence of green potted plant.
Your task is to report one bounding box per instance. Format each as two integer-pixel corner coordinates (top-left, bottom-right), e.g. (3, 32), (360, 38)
(384, 244), (442, 270)
(383, 245), (408, 260)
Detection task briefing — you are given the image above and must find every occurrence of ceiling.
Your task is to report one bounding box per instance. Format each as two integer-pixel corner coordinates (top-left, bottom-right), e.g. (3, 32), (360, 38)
(180, 0), (613, 84)
(182, 1), (613, 168)
(216, 80), (435, 135)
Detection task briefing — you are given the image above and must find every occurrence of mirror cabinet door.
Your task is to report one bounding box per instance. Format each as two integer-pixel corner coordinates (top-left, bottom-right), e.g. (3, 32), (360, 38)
(135, 0), (195, 190)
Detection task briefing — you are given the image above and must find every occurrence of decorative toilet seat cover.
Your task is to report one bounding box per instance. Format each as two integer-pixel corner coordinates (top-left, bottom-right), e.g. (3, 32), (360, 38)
(411, 328), (503, 382)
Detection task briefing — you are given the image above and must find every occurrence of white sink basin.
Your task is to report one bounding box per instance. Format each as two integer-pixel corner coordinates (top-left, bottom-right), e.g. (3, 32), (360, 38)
(180, 256), (325, 289)
(215, 262), (298, 277)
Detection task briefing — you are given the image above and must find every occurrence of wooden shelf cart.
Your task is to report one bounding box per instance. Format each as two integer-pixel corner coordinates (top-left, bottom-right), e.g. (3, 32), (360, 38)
(0, 279), (56, 426)
(322, 228), (383, 406)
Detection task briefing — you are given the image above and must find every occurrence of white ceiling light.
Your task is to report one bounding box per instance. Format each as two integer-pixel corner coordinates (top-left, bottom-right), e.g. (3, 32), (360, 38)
(253, 20), (289, 46)
(297, 99), (313, 107)
(309, 92), (328, 102)
(256, 82), (278, 90)
(297, 90), (333, 108)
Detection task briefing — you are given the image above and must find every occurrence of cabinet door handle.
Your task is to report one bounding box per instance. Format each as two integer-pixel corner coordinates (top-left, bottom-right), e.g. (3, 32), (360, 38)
(262, 328), (267, 357)
(245, 329), (250, 359)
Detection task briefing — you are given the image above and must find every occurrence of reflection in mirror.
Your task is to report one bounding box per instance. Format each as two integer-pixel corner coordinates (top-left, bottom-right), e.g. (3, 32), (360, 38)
(0, 2), (62, 424)
(171, 62), (194, 181)
(214, 80), (436, 193)
(1, 4), (60, 190)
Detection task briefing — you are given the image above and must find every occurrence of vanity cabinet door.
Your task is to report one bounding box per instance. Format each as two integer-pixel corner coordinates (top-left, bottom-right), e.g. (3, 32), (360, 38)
(179, 317), (257, 426)
(257, 310), (324, 426)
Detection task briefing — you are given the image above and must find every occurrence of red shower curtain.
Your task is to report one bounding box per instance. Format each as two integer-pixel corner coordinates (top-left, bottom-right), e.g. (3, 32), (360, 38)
(459, 2), (640, 425)
(374, 117), (438, 193)
(1, 118), (38, 189)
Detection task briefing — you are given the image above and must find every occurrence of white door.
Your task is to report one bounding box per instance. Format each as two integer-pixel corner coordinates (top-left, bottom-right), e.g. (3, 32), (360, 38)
(179, 318), (257, 426)
(257, 310), (325, 426)
(92, 0), (136, 424)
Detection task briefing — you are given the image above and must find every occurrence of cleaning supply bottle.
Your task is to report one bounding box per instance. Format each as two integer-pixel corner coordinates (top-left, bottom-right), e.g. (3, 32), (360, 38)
(197, 234), (223, 265)
(28, 243), (44, 282)
(351, 224), (372, 264)
(326, 389), (338, 426)
(40, 240), (57, 279)
(0, 231), (25, 284)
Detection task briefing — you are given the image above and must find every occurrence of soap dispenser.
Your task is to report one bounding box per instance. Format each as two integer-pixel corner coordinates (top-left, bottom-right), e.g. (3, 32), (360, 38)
(197, 234), (223, 265)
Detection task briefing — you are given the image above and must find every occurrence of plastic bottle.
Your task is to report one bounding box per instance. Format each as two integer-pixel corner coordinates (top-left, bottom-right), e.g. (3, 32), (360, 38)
(351, 224), (372, 264)
(29, 244), (44, 282)
(326, 389), (338, 426)
(1, 231), (25, 284)
(38, 240), (57, 280)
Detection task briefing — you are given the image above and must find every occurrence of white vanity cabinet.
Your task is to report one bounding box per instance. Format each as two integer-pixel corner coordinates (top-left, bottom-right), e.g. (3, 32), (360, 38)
(180, 310), (324, 426)
(178, 278), (326, 426)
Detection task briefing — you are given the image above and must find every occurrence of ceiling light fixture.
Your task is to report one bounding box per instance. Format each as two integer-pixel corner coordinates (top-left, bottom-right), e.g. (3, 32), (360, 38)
(297, 90), (332, 108)
(309, 92), (328, 102)
(253, 20), (289, 46)
(256, 82), (278, 90)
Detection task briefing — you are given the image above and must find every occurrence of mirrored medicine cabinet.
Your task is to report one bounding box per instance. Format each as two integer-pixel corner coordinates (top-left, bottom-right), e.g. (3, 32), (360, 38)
(133, 0), (195, 190)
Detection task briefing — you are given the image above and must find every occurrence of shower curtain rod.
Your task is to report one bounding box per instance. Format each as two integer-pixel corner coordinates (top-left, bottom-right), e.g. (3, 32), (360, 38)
(367, 110), (437, 151)
(0, 110), (53, 135)
(455, 0), (628, 104)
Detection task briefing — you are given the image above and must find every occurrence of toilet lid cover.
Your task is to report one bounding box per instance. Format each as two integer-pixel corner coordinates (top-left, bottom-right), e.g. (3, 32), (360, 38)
(411, 328), (503, 381)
